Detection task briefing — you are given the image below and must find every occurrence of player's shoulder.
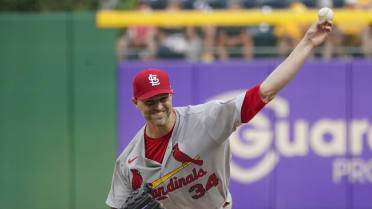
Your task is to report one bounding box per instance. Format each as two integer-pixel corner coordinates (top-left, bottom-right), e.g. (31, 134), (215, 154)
(174, 101), (220, 115)
(115, 127), (145, 163)
(115, 147), (132, 167)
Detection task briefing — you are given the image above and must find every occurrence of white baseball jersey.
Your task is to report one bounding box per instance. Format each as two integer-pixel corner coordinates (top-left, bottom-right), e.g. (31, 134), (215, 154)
(106, 86), (265, 209)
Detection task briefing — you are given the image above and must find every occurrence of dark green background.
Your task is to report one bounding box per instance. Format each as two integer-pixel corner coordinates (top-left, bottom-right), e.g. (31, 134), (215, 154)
(0, 12), (117, 209)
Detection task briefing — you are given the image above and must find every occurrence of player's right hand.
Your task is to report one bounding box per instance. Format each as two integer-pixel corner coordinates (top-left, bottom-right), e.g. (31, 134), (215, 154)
(304, 20), (333, 48)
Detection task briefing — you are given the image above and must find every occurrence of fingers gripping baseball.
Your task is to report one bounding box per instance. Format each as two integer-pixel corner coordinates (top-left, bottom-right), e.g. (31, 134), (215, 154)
(305, 9), (333, 47)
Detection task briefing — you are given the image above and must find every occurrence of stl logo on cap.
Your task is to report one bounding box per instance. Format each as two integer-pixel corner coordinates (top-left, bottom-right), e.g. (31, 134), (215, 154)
(133, 68), (174, 100)
(148, 74), (160, 86)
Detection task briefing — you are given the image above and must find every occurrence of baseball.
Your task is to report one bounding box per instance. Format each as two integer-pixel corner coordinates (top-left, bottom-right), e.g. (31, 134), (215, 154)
(318, 7), (334, 21)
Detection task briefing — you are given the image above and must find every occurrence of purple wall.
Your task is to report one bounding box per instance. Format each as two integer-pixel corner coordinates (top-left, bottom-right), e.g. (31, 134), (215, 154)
(118, 60), (372, 209)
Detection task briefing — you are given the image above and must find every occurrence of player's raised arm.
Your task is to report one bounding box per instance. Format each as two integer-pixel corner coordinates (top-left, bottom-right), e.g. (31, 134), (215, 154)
(259, 20), (333, 103)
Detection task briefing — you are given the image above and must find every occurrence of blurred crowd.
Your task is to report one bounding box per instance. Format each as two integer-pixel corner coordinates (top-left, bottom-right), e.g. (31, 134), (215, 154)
(116, 0), (372, 62)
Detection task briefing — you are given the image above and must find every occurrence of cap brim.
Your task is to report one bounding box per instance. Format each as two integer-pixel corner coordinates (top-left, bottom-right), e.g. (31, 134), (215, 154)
(137, 89), (174, 100)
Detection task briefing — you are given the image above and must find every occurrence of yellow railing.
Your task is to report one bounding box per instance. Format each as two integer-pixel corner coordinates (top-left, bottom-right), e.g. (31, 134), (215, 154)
(96, 9), (372, 28)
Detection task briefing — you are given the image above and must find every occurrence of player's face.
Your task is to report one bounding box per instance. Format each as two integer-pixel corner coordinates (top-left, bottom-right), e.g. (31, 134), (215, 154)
(134, 94), (173, 127)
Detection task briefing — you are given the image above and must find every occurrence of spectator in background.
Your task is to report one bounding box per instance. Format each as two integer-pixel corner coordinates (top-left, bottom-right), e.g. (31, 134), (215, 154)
(273, 1), (308, 57)
(216, 0), (254, 60)
(359, 0), (372, 58)
(323, 0), (372, 58)
(156, 0), (201, 60)
(116, 1), (157, 61)
(190, 0), (217, 62)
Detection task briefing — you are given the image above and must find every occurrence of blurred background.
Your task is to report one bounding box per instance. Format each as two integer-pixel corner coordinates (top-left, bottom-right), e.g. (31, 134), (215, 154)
(1, 0), (372, 209)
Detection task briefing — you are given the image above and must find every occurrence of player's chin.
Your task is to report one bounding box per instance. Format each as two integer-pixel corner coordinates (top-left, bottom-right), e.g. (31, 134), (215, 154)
(150, 114), (167, 125)
(152, 118), (168, 126)
(150, 110), (171, 125)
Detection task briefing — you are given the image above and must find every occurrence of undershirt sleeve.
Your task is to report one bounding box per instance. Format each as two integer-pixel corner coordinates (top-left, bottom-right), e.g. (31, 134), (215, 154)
(241, 84), (267, 123)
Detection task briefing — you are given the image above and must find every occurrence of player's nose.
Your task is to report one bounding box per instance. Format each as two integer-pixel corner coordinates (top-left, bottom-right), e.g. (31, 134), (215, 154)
(153, 101), (164, 111)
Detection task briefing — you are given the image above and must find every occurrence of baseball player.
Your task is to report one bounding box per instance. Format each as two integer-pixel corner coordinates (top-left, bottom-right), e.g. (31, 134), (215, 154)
(106, 20), (333, 209)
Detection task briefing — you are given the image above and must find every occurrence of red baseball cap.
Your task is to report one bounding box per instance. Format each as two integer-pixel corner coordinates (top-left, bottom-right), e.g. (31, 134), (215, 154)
(133, 68), (174, 100)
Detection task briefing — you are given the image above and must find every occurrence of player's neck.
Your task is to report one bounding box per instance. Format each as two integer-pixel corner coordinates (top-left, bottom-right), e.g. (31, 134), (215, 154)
(145, 110), (176, 138)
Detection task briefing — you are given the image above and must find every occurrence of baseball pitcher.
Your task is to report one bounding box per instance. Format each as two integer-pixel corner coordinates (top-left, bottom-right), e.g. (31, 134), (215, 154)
(106, 20), (333, 209)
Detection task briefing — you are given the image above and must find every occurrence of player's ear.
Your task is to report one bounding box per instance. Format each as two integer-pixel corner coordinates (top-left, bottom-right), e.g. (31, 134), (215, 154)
(132, 98), (139, 106)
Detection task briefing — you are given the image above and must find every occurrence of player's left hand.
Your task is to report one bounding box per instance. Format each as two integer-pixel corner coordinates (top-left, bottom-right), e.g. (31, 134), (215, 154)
(303, 20), (333, 48)
(121, 183), (164, 209)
